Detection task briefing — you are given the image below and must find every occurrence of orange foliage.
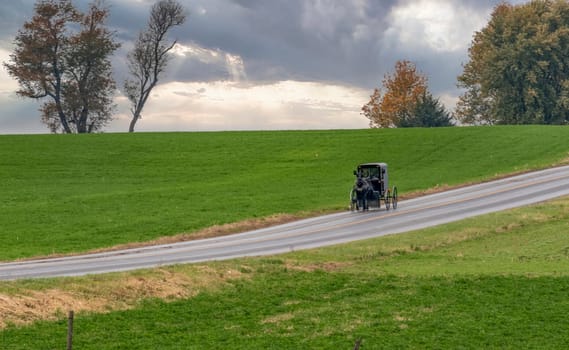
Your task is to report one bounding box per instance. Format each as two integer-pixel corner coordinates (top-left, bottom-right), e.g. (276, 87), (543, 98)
(362, 60), (428, 128)
(361, 88), (382, 128)
(380, 60), (428, 126)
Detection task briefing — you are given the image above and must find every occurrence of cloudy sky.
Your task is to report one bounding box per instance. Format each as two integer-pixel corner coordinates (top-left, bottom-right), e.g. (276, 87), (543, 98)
(0, 0), (525, 134)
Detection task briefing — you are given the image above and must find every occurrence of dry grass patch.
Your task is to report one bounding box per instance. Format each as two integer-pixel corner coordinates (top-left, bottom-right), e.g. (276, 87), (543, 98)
(261, 312), (295, 325)
(283, 260), (352, 272)
(0, 265), (245, 329)
(556, 152), (569, 165)
(495, 223), (522, 233)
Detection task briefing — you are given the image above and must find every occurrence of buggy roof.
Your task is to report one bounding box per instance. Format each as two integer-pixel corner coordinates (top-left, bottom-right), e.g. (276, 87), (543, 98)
(357, 163), (387, 168)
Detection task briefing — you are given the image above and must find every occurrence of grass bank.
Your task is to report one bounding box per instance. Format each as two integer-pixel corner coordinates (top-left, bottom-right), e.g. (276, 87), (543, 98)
(1, 196), (569, 348)
(1, 126), (568, 261)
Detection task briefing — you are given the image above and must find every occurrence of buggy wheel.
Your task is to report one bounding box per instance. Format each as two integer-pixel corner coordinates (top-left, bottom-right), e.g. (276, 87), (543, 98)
(392, 186), (398, 209)
(385, 189), (391, 210)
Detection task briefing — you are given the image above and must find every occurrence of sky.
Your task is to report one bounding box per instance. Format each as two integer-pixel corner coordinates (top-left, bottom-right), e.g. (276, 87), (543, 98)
(0, 0), (526, 134)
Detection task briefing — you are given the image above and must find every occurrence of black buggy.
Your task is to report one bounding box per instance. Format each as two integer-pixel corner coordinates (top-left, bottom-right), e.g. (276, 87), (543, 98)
(350, 163), (398, 211)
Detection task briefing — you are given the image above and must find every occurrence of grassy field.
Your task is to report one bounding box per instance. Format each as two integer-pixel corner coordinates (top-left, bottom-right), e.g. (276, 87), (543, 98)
(1, 126), (569, 261)
(1, 196), (569, 348)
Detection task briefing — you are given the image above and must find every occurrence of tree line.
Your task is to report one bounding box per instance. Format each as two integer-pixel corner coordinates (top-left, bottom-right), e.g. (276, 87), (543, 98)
(4, 0), (186, 133)
(363, 0), (569, 128)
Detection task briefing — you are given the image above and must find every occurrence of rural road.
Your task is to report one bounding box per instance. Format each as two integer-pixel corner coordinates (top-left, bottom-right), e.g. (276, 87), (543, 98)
(2, 165), (569, 280)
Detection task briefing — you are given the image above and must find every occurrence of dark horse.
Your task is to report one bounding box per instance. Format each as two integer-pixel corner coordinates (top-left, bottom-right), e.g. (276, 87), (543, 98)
(352, 171), (373, 210)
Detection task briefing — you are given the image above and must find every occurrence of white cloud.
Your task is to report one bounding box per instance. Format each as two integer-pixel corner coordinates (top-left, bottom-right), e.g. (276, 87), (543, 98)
(116, 80), (370, 132)
(0, 48), (18, 92)
(224, 53), (247, 82)
(386, 0), (487, 53)
(171, 42), (246, 81)
(172, 43), (220, 62)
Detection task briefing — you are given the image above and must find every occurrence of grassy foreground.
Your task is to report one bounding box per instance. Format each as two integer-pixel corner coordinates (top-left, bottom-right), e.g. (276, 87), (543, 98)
(1, 196), (569, 348)
(1, 126), (569, 261)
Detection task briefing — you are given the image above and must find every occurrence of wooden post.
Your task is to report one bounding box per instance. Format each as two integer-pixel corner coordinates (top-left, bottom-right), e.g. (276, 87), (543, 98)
(67, 310), (74, 350)
(353, 338), (362, 350)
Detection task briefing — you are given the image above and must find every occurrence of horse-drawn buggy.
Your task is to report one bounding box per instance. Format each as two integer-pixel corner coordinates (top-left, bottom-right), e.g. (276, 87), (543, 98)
(350, 163), (398, 211)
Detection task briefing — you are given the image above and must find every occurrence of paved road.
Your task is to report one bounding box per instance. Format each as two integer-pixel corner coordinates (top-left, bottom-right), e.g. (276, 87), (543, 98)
(2, 165), (569, 280)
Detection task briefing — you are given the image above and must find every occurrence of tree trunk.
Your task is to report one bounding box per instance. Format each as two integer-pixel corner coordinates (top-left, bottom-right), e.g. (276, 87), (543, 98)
(54, 87), (72, 133)
(129, 100), (146, 133)
(58, 110), (73, 134)
(77, 108), (89, 133)
(129, 112), (140, 133)
(55, 100), (72, 134)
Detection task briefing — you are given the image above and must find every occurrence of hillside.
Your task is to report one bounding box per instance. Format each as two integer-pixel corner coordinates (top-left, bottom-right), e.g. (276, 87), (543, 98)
(1, 126), (568, 261)
(2, 125), (569, 348)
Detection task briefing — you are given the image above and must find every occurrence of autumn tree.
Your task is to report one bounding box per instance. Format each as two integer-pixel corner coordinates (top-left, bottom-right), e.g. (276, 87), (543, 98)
(456, 0), (569, 125)
(361, 88), (382, 128)
(124, 0), (186, 133)
(362, 60), (432, 128)
(4, 0), (119, 133)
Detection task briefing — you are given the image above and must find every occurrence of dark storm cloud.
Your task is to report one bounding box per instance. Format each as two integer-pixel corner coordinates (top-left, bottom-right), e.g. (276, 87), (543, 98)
(179, 0), (401, 86)
(120, 0), (507, 90)
(2, 0), (509, 88)
(0, 0), (525, 134)
(0, 0), (36, 44)
(93, 0), (404, 86)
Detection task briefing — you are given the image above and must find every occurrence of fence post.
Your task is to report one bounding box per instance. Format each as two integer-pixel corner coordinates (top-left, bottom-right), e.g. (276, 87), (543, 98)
(67, 310), (74, 350)
(353, 338), (362, 350)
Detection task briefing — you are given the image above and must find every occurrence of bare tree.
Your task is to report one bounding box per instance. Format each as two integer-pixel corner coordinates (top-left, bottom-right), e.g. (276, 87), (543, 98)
(4, 0), (119, 133)
(124, 0), (186, 132)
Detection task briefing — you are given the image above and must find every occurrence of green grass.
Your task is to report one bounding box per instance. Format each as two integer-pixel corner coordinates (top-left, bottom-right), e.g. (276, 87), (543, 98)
(1, 126), (569, 261)
(2, 197), (569, 349)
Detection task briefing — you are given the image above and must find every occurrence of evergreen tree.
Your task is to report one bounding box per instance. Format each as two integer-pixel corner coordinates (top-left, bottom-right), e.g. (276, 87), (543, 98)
(400, 92), (454, 128)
